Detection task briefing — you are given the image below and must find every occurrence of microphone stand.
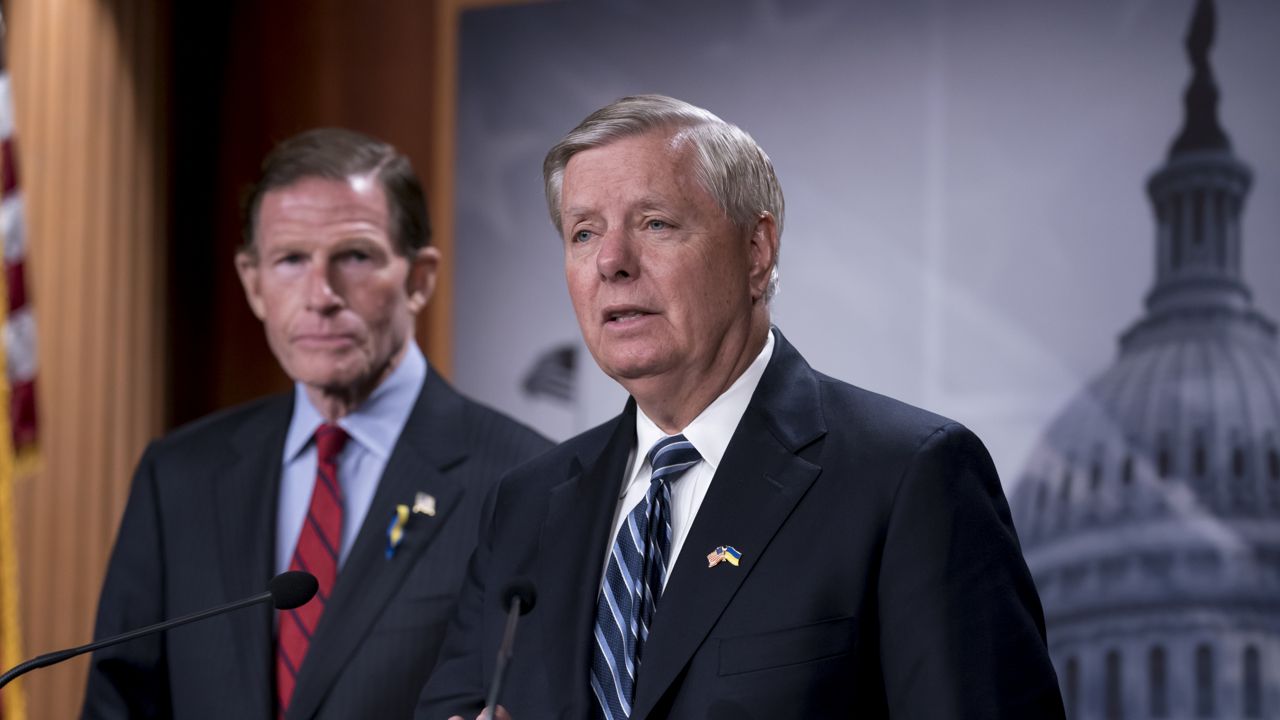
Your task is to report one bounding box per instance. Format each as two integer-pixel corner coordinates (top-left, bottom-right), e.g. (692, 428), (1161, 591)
(0, 589), (273, 690)
(483, 592), (531, 720)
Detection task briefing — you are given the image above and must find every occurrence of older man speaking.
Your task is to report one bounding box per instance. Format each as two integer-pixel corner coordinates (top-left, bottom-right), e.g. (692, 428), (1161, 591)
(419, 95), (1064, 719)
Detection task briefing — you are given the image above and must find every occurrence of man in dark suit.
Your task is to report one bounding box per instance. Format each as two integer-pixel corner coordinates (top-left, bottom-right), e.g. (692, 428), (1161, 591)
(418, 95), (1064, 719)
(82, 128), (551, 720)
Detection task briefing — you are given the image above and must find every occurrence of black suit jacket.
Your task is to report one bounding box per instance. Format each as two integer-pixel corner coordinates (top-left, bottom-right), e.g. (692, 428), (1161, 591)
(83, 369), (552, 720)
(418, 330), (1063, 719)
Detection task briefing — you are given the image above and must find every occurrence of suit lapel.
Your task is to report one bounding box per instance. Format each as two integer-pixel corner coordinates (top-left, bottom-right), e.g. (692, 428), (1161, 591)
(536, 404), (635, 719)
(286, 371), (469, 720)
(631, 331), (827, 719)
(216, 396), (293, 720)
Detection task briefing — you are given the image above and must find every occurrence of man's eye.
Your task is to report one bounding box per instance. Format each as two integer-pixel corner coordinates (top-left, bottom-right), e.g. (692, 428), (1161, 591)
(647, 219), (668, 231)
(277, 253), (306, 265)
(339, 250), (372, 263)
(573, 229), (593, 243)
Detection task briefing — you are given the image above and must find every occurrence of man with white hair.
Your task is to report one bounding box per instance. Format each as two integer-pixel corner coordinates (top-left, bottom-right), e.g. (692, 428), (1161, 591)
(419, 95), (1064, 719)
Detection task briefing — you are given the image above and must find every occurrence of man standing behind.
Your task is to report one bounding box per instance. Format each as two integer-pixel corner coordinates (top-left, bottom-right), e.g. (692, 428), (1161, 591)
(83, 129), (551, 720)
(419, 96), (1063, 718)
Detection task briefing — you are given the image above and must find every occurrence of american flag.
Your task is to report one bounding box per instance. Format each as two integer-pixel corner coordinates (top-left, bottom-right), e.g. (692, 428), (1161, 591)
(0, 20), (36, 456)
(0, 10), (32, 719)
(522, 343), (577, 403)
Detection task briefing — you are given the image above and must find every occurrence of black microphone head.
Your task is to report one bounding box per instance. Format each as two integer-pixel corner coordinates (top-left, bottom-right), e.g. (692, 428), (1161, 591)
(500, 579), (537, 615)
(269, 571), (318, 610)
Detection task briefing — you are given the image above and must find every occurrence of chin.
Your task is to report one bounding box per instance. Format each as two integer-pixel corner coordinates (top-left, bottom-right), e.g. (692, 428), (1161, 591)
(598, 355), (673, 384)
(291, 361), (369, 392)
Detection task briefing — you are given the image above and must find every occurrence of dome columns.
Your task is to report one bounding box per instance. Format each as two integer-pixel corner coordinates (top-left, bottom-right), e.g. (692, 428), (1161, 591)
(1145, 152), (1253, 316)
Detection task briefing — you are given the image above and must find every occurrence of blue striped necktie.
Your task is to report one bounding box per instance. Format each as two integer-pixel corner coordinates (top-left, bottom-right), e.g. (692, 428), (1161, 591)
(590, 434), (701, 720)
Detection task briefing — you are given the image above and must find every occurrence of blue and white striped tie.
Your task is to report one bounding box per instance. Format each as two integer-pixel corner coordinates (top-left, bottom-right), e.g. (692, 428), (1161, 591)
(590, 434), (701, 720)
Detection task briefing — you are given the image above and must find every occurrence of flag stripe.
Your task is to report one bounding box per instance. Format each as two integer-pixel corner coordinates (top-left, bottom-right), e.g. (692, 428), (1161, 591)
(4, 261), (23, 313)
(0, 140), (14, 196)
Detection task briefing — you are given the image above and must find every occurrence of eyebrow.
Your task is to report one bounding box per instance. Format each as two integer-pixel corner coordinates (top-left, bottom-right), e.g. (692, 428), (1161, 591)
(561, 206), (594, 222)
(563, 196), (679, 220)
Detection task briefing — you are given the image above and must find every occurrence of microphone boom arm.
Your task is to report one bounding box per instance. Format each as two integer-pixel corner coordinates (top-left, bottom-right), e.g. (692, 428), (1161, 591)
(0, 589), (273, 690)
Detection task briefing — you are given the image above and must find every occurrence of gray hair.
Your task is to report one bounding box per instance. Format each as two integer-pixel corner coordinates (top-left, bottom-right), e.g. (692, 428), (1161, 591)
(242, 128), (429, 258)
(543, 94), (784, 301)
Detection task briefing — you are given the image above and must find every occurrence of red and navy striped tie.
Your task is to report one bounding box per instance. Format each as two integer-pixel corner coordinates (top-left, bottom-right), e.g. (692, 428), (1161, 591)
(590, 434), (701, 719)
(276, 423), (348, 717)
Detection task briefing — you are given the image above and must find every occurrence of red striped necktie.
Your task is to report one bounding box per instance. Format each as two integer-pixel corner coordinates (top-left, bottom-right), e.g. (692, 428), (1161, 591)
(276, 423), (348, 717)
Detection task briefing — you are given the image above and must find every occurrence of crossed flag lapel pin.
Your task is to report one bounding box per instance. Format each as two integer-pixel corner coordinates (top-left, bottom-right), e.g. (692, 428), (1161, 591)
(385, 492), (437, 559)
(706, 545), (742, 568)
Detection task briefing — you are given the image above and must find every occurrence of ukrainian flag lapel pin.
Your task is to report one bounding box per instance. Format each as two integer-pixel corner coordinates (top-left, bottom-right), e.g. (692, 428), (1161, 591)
(385, 504), (411, 559)
(706, 545), (742, 568)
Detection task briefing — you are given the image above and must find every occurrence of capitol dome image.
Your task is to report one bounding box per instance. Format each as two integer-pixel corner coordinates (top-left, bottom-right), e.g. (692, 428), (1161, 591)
(1010, 1), (1280, 718)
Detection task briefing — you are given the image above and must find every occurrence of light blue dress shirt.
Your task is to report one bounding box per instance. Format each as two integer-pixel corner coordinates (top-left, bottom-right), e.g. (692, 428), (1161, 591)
(275, 343), (427, 575)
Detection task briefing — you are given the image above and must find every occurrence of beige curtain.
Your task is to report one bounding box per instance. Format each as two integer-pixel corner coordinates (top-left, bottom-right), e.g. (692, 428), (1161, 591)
(5, 1), (167, 717)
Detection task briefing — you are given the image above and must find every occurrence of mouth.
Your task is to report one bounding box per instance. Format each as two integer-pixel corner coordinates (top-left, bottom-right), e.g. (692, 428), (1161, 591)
(602, 306), (656, 324)
(293, 333), (358, 348)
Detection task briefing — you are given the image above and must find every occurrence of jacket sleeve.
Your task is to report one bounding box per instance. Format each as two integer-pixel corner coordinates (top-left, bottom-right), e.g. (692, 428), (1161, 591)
(81, 444), (173, 720)
(877, 423), (1065, 719)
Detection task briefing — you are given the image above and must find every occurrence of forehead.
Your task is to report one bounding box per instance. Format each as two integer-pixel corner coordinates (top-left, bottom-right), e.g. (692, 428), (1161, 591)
(256, 175), (389, 239)
(561, 131), (704, 206)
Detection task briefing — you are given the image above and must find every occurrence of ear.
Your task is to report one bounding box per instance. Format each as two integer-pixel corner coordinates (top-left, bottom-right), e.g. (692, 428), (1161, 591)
(746, 212), (779, 304)
(405, 245), (441, 314)
(235, 250), (268, 320)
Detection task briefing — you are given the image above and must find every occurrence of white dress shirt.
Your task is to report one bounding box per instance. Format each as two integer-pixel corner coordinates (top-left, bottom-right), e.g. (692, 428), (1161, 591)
(275, 343), (427, 575)
(601, 330), (775, 589)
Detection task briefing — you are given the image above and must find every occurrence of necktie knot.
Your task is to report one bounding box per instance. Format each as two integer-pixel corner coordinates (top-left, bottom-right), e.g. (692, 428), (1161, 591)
(315, 423), (348, 464)
(646, 434), (701, 488)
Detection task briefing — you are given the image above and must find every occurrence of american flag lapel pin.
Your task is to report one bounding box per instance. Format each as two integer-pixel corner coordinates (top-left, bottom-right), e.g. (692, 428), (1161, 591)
(412, 492), (436, 517)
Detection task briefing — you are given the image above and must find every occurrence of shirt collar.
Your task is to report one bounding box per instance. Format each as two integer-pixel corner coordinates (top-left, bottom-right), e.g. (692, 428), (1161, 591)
(283, 342), (428, 462)
(628, 329), (776, 493)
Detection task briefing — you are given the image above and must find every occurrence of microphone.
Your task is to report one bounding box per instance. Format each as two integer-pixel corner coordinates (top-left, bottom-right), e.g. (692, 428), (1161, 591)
(270, 571), (320, 610)
(482, 579), (537, 720)
(0, 570), (317, 689)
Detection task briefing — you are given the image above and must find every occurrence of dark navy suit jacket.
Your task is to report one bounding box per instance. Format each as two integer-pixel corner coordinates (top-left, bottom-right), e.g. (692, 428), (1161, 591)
(83, 369), (551, 720)
(418, 330), (1064, 719)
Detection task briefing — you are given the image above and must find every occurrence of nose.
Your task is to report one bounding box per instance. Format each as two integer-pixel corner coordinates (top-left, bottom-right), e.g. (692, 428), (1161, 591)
(304, 256), (343, 313)
(595, 228), (636, 282)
